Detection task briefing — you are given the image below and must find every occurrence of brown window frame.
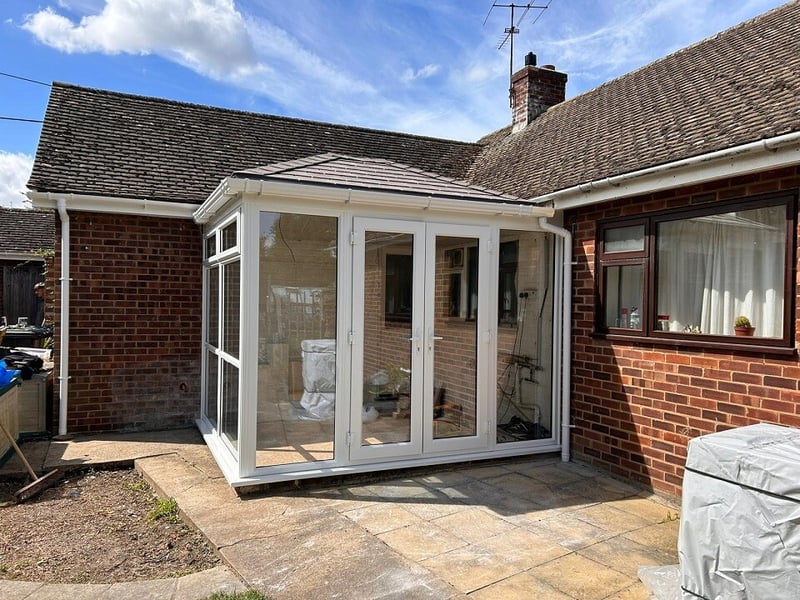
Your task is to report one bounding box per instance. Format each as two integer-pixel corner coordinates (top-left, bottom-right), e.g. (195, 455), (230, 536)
(595, 192), (796, 350)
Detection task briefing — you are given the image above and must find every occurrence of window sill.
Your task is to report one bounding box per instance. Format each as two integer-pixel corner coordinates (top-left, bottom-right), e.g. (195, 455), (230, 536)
(593, 331), (798, 357)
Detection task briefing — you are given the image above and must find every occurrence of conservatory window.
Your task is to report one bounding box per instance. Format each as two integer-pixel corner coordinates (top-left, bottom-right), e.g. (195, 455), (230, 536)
(256, 212), (338, 468)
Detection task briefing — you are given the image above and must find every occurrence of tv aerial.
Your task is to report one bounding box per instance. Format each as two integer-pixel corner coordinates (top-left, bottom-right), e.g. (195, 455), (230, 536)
(484, 2), (551, 105)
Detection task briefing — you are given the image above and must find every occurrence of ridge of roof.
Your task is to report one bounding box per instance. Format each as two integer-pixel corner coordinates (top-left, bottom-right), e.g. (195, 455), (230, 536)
(29, 83), (484, 205)
(47, 82), (483, 147)
(469, 0), (800, 199)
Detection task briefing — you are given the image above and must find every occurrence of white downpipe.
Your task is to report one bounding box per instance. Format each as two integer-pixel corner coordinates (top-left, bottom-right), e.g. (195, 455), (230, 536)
(56, 199), (70, 436)
(538, 217), (572, 462)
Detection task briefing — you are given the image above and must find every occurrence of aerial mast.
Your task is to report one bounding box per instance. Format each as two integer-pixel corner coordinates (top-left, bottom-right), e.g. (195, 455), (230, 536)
(486, 2), (549, 106)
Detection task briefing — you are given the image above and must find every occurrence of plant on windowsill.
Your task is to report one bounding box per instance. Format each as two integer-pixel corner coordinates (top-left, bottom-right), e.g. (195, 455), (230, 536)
(734, 315), (755, 337)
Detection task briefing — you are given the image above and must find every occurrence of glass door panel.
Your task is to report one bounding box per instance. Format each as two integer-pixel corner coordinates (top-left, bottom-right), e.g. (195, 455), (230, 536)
(361, 232), (413, 446)
(431, 235), (478, 440)
(423, 226), (489, 453)
(350, 219), (425, 461)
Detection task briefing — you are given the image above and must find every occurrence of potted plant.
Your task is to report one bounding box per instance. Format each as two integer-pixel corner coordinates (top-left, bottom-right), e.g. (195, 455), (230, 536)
(734, 315), (755, 336)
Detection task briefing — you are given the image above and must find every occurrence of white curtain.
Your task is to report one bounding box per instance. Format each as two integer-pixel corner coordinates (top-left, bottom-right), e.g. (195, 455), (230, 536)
(657, 206), (784, 337)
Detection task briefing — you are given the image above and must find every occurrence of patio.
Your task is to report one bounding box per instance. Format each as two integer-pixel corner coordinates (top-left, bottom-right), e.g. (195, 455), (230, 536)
(1, 429), (680, 599)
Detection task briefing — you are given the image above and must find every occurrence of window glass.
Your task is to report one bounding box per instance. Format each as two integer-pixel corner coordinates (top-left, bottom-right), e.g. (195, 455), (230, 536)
(221, 361), (239, 450)
(604, 264), (644, 329)
(205, 351), (218, 426)
(221, 221), (237, 251)
(496, 230), (554, 444)
(499, 240), (519, 324)
(207, 266), (219, 347)
(467, 245), (479, 319)
(385, 253), (412, 323)
(256, 212), (337, 468)
(604, 225), (645, 253)
(363, 232), (414, 446)
(205, 234), (216, 259)
(656, 205), (785, 336)
(223, 260), (240, 358)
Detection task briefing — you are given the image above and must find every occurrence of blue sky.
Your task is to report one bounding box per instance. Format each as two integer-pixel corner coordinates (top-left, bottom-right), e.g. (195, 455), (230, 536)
(0, 0), (788, 207)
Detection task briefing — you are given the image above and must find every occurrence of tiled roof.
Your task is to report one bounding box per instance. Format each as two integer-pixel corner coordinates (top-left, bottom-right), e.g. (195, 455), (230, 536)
(467, 0), (800, 199)
(235, 153), (523, 203)
(27, 2), (800, 207)
(0, 208), (55, 254)
(28, 84), (483, 205)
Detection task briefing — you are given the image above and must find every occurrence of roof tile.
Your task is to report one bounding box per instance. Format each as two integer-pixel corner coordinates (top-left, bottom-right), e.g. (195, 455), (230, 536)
(0, 208), (55, 254)
(467, 1), (800, 198)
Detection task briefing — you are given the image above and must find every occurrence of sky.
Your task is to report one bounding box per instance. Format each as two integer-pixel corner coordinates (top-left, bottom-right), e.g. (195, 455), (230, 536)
(0, 0), (788, 208)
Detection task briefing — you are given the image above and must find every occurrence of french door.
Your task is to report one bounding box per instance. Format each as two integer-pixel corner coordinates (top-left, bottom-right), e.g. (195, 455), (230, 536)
(350, 218), (491, 462)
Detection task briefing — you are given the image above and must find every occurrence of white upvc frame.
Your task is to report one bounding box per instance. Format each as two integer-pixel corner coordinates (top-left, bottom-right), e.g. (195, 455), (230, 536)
(349, 217), (427, 462)
(198, 190), (565, 487)
(422, 222), (493, 455)
(200, 207), (243, 467)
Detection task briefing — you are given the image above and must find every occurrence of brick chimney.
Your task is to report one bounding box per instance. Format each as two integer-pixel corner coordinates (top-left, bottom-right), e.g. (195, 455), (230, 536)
(511, 52), (567, 133)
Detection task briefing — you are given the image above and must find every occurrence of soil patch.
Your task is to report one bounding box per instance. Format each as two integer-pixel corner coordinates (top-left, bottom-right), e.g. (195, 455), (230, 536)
(0, 468), (219, 583)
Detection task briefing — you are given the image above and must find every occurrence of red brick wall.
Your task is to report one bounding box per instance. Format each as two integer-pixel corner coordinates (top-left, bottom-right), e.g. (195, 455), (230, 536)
(52, 212), (203, 433)
(566, 166), (800, 498)
(512, 64), (567, 129)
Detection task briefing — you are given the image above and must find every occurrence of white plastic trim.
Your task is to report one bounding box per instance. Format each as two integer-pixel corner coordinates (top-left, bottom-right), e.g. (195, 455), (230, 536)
(532, 131), (800, 210)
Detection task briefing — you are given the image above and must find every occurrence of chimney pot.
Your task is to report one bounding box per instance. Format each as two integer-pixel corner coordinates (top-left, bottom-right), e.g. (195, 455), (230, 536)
(524, 52), (537, 67)
(541, 64), (555, 70)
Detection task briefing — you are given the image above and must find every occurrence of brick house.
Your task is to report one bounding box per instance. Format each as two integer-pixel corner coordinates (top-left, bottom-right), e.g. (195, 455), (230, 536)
(27, 2), (800, 495)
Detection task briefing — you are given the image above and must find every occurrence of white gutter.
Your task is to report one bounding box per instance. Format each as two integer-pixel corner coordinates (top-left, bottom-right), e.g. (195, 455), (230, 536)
(534, 131), (800, 210)
(538, 217), (572, 463)
(29, 192), (197, 219)
(56, 199), (70, 437)
(194, 177), (555, 224)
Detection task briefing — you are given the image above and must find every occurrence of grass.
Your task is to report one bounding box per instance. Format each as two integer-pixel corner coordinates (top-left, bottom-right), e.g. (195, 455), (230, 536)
(204, 590), (272, 600)
(147, 497), (180, 523)
(122, 479), (149, 493)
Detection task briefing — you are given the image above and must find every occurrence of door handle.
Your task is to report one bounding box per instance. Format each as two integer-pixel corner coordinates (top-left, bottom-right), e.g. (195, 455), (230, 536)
(405, 329), (422, 351)
(427, 329), (444, 351)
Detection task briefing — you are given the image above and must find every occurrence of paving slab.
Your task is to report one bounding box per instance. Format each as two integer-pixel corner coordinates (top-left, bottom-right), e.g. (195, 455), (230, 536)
(220, 515), (462, 599)
(1, 430), (682, 600)
(44, 428), (206, 470)
(469, 570), (574, 600)
(529, 552), (637, 600)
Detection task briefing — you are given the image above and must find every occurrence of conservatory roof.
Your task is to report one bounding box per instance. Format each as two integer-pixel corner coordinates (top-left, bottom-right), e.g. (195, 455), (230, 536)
(196, 153), (554, 223)
(233, 153), (524, 203)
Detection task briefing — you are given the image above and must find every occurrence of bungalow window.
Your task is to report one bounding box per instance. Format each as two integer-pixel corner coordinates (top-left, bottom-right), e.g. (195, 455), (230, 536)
(597, 194), (794, 345)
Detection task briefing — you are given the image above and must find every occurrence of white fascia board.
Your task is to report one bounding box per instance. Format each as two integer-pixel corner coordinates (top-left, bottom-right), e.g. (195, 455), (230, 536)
(0, 253), (45, 262)
(535, 131), (800, 211)
(199, 177), (555, 220)
(28, 191), (197, 219)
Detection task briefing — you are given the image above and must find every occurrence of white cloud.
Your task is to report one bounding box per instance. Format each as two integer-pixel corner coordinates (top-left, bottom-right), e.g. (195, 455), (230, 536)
(244, 17), (375, 96)
(400, 64), (441, 85)
(23, 0), (259, 79)
(0, 152), (34, 209)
